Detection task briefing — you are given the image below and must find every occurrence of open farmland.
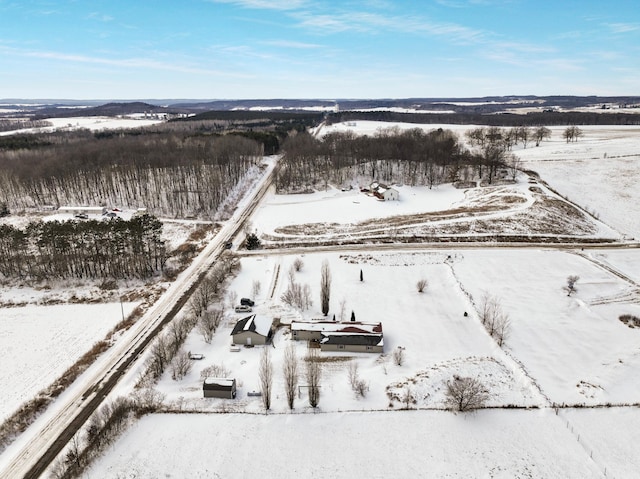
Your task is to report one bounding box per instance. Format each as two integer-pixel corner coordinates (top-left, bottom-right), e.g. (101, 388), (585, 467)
(0, 302), (138, 422)
(91, 410), (610, 479)
(91, 245), (640, 477)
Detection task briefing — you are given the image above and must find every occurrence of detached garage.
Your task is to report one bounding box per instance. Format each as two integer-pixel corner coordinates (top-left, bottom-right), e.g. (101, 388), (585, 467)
(203, 378), (237, 399)
(231, 314), (274, 346)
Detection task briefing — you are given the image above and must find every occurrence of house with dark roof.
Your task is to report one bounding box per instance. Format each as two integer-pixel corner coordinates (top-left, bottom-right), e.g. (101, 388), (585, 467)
(290, 320), (384, 353)
(231, 314), (274, 346)
(320, 332), (384, 353)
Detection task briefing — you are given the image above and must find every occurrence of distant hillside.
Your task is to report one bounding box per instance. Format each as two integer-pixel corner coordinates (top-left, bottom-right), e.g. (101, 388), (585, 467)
(33, 102), (186, 119)
(3, 96), (640, 122)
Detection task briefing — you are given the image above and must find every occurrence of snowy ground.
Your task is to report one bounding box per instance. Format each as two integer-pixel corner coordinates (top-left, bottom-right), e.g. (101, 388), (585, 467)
(151, 247), (640, 413)
(0, 302), (138, 422)
(515, 125), (640, 239)
(252, 177), (619, 245)
(0, 116), (163, 136)
(90, 409), (610, 479)
(315, 121), (640, 240)
(90, 246), (640, 477)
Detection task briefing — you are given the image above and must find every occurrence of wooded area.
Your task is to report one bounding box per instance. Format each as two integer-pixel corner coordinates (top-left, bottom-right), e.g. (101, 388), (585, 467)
(0, 214), (165, 280)
(0, 128), (263, 218)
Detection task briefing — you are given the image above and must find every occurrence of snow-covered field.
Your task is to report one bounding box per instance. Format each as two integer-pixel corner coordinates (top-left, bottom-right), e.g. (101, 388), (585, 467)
(516, 125), (640, 239)
(91, 409), (612, 479)
(0, 302), (137, 421)
(0, 116), (163, 136)
(315, 121), (640, 240)
(90, 245), (640, 476)
(150, 248), (640, 412)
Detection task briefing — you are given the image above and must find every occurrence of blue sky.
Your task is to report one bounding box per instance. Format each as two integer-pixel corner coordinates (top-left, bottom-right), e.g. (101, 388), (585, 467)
(0, 0), (639, 99)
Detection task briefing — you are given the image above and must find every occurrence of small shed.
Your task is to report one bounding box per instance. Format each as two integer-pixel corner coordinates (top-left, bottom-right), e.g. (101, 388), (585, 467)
(203, 378), (236, 399)
(231, 314), (274, 346)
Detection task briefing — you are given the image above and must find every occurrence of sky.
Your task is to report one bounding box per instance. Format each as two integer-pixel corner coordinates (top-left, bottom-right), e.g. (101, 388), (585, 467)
(0, 0), (639, 100)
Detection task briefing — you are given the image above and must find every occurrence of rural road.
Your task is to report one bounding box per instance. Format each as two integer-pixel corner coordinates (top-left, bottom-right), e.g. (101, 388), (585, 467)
(0, 159), (278, 479)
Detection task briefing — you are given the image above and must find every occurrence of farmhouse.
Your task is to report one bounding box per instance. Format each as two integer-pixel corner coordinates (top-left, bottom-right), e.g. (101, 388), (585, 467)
(290, 320), (383, 353)
(369, 182), (399, 201)
(203, 378), (236, 399)
(231, 314), (274, 346)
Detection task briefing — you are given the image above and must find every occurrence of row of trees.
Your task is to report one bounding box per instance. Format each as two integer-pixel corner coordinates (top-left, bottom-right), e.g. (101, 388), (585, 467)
(0, 214), (165, 280)
(329, 109), (640, 127)
(260, 344), (322, 410)
(0, 118), (52, 132)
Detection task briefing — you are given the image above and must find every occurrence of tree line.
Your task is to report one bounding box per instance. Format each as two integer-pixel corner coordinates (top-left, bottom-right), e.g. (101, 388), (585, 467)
(278, 127), (468, 191)
(0, 128), (263, 218)
(329, 110), (640, 126)
(0, 214), (166, 280)
(278, 123), (545, 191)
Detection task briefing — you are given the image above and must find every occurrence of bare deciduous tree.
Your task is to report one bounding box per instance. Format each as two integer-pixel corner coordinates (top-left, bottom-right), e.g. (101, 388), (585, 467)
(281, 280), (313, 311)
(252, 280), (261, 299)
(200, 363), (230, 379)
(171, 351), (192, 380)
(293, 257), (304, 272)
(478, 292), (511, 346)
(493, 314), (511, 347)
(506, 153), (522, 181)
(444, 376), (489, 412)
(320, 259), (332, 316)
(416, 278), (428, 293)
(259, 347), (273, 410)
(401, 384), (414, 409)
(197, 308), (224, 343)
(565, 275), (580, 296)
(306, 349), (321, 408)
(190, 277), (215, 318)
(283, 343), (299, 410)
(347, 362), (368, 398)
(393, 346), (405, 366)
(534, 126), (551, 147)
(348, 362), (360, 390)
(563, 126), (583, 143)
(339, 297), (347, 322)
(227, 290), (238, 309)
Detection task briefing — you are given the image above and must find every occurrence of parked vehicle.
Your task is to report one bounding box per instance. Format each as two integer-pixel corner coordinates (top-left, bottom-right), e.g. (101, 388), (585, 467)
(74, 213), (88, 219)
(235, 305), (252, 313)
(240, 298), (255, 307)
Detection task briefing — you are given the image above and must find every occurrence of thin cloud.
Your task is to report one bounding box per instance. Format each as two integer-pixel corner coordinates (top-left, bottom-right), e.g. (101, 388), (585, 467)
(606, 22), (640, 34)
(293, 10), (487, 44)
(0, 45), (249, 78)
(87, 12), (114, 22)
(206, 0), (308, 10)
(263, 40), (323, 49)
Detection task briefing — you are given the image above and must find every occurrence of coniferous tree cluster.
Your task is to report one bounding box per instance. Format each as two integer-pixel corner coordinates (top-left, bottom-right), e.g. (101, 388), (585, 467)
(0, 214), (165, 280)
